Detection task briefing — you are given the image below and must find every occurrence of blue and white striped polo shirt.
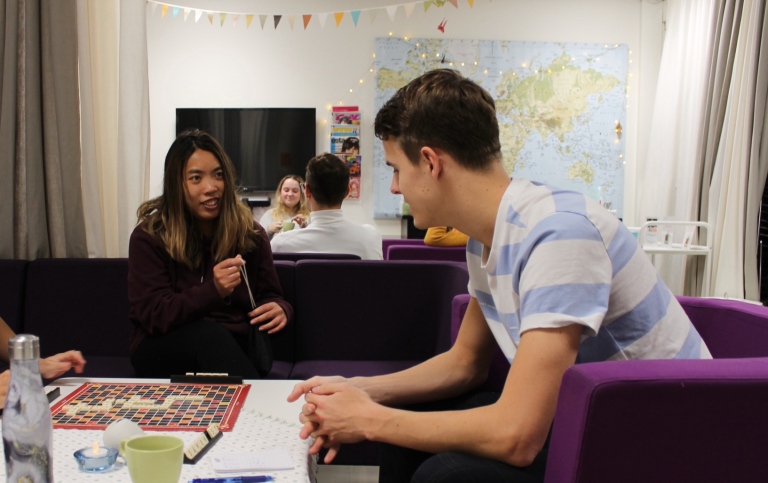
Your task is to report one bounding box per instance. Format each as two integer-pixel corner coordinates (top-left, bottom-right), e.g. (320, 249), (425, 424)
(467, 179), (711, 363)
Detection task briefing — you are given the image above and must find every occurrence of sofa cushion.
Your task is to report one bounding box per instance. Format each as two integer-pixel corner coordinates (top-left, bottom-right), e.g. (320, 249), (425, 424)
(23, 258), (134, 377)
(0, 259), (28, 333)
(293, 260), (469, 374)
(270, 261), (296, 371)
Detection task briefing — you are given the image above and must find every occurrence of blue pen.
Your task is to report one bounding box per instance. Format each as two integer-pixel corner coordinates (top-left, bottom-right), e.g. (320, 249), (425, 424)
(189, 477), (274, 483)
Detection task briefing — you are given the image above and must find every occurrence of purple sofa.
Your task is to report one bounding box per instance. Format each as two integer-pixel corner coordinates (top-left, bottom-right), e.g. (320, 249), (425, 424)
(386, 245), (467, 262)
(272, 252), (361, 262)
(0, 259), (27, 334)
(3, 257), (469, 465)
(451, 293), (768, 482)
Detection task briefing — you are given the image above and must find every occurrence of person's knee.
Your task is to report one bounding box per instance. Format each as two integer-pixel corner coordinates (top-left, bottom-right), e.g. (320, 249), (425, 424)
(412, 453), (466, 483)
(189, 319), (232, 340)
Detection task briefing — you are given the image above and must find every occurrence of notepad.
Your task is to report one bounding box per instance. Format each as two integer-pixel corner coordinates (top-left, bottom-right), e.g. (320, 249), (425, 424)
(210, 449), (294, 473)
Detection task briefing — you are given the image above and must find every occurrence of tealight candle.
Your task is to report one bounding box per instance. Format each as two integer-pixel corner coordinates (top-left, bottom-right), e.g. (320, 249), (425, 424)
(73, 441), (118, 472)
(84, 441), (107, 458)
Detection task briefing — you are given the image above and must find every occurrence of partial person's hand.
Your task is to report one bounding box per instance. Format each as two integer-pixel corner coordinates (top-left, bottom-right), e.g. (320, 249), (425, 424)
(248, 302), (287, 333)
(0, 370), (9, 408)
(269, 221), (282, 234)
(292, 214), (308, 228)
(213, 255), (245, 298)
(287, 376), (348, 404)
(39, 350), (86, 380)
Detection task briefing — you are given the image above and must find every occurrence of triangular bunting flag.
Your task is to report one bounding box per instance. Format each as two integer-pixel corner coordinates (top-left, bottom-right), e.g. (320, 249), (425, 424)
(448, 0), (458, 7)
(274, 15), (282, 29)
(334, 12), (344, 27)
(161, 5), (168, 17)
(219, 13), (226, 27)
(259, 15), (267, 29)
(150, 3), (158, 15)
(405, 3), (416, 18)
(183, 8), (191, 21)
(207, 13), (213, 24)
(288, 15), (296, 29)
(303, 14), (311, 30)
(232, 14), (239, 27)
(424, 1), (432, 12)
(467, 0), (474, 6)
(172, 7), (179, 18)
(318, 13), (328, 29)
(246, 14), (254, 28)
(386, 5), (398, 21)
(369, 9), (379, 24)
(194, 9), (203, 22)
(351, 10), (361, 26)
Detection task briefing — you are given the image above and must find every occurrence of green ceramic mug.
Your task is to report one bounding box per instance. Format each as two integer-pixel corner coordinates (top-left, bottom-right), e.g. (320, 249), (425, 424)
(281, 221), (295, 232)
(121, 435), (183, 483)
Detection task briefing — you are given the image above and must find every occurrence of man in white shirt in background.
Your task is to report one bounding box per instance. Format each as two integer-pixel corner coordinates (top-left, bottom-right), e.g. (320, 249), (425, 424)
(271, 153), (383, 260)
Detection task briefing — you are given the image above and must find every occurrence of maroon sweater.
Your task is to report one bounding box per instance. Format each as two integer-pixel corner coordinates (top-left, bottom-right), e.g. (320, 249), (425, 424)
(127, 224), (293, 356)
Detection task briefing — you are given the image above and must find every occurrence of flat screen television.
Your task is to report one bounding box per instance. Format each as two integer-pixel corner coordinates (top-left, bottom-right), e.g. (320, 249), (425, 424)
(176, 107), (317, 193)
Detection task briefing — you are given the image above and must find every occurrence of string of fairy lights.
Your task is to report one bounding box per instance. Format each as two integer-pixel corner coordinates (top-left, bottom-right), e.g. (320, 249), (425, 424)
(326, 37), (633, 172)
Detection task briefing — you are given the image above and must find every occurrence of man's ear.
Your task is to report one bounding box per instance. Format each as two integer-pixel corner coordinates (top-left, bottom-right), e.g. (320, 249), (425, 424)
(420, 146), (443, 180)
(304, 183), (313, 199)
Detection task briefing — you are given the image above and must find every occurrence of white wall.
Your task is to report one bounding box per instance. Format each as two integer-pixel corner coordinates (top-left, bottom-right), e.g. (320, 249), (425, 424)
(147, 0), (664, 236)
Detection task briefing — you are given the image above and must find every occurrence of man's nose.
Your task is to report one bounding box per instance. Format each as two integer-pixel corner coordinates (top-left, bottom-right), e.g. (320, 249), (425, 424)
(390, 176), (400, 195)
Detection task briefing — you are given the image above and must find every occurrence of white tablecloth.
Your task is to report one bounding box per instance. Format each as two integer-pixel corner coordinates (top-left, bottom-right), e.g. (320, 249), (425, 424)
(0, 378), (317, 483)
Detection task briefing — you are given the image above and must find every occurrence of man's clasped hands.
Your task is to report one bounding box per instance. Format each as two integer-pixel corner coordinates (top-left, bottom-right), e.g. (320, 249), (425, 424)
(288, 377), (379, 463)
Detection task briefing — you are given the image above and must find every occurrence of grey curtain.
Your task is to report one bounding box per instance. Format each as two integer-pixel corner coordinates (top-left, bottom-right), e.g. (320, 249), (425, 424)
(743, 2), (768, 300)
(685, 0), (768, 297)
(0, 0), (86, 260)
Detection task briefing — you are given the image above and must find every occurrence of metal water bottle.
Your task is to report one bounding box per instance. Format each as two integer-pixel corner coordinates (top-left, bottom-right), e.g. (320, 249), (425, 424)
(2, 334), (54, 482)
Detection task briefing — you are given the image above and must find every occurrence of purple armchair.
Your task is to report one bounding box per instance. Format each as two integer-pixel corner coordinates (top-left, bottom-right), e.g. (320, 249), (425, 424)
(677, 295), (768, 358)
(381, 238), (425, 255)
(546, 357), (768, 482)
(450, 294), (768, 481)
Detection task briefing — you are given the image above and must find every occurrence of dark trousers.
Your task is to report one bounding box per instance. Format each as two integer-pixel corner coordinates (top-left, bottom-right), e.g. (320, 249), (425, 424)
(379, 391), (549, 483)
(131, 319), (261, 379)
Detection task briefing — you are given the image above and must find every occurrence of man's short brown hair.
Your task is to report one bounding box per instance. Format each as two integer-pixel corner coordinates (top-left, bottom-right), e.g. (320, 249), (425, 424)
(374, 69), (501, 170)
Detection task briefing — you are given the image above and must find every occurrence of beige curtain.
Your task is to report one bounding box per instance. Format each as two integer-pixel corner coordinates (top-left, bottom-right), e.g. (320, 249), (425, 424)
(639, 0), (719, 295)
(0, 0), (87, 259)
(77, 0), (150, 258)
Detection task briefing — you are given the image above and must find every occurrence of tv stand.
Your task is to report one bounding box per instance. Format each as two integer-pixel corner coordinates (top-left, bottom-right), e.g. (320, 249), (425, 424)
(241, 196), (271, 208)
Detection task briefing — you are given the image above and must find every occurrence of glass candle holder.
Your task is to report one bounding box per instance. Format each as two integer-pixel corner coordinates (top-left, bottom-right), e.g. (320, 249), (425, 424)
(73, 446), (118, 472)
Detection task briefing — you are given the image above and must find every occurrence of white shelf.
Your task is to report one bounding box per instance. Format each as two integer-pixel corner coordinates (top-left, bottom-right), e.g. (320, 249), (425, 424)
(638, 221), (711, 296)
(641, 243), (710, 255)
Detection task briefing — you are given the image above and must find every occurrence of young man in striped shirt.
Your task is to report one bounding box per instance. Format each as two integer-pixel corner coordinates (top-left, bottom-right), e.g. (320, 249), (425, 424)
(289, 69), (710, 483)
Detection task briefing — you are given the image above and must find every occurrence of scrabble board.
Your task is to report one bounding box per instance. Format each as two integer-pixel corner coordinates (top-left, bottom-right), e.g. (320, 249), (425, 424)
(50, 382), (250, 431)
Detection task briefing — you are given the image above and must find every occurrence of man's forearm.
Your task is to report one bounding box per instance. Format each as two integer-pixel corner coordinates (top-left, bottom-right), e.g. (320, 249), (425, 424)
(352, 347), (486, 407)
(365, 400), (539, 467)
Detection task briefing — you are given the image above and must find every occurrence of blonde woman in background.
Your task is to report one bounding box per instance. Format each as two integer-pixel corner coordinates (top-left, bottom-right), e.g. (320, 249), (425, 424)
(260, 175), (311, 239)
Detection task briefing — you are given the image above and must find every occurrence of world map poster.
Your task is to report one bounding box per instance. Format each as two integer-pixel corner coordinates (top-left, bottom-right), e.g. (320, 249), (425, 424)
(373, 38), (628, 219)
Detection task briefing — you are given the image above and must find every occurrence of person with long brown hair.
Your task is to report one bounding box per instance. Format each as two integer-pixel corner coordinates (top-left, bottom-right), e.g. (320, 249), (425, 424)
(259, 175), (311, 239)
(128, 129), (291, 378)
